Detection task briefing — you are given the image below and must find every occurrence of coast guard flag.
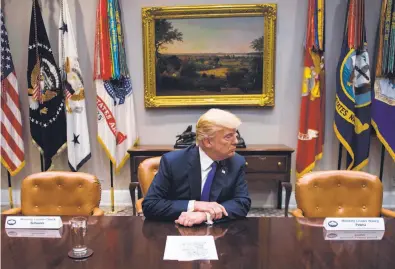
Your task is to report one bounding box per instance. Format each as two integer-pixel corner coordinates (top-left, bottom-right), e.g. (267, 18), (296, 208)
(59, 0), (91, 171)
(334, 0), (371, 170)
(28, 0), (67, 171)
(371, 0), (395, 162)
(95, 0), (138, 173)
(296, 0), (326, 178)
(1, 10), (25, 176)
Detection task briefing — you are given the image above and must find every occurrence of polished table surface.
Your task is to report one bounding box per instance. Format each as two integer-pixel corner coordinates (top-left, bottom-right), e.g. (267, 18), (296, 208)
(2, 216), (395, 269)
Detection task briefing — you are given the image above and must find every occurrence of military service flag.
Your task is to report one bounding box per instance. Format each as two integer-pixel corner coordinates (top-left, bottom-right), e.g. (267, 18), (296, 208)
(371, 0), (395, 162)
(28, 0), (66, 170)
(59, 0), (91, 171)
(296, 0), (326, 178)
(334, 0), (372, 170)
(95, 0), (138, 173)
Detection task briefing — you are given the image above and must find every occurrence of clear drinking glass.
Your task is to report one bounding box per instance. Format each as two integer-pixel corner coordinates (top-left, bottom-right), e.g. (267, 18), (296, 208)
(70, 217), (88, 256)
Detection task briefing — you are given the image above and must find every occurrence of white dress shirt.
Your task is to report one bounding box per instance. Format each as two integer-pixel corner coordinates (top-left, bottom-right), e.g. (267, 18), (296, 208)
(187, 146), (215, 212)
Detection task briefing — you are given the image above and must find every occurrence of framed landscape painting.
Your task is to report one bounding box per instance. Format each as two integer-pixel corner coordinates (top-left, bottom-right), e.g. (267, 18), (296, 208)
(142, 4), (277, 107)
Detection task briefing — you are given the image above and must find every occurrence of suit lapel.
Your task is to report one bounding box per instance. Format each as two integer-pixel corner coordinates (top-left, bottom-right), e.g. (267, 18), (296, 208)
(210, 160), (228, 201)
(187, 145), (201, 200)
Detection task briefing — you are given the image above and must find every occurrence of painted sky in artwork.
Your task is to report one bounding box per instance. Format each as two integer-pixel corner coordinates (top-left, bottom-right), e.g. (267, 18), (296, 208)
(159, 17), (264, 54)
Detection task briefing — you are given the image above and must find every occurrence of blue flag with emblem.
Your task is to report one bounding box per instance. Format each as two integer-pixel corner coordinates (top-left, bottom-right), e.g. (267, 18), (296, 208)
(27, 0), (67, 170)
(334, 0), (371, 170)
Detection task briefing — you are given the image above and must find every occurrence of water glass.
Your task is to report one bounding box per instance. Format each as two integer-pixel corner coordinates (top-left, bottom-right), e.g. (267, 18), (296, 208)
(70, 217), (88, 256)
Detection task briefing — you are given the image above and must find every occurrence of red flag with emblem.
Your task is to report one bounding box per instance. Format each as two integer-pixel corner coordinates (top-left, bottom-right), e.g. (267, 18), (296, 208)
(296, 0), (326, 178)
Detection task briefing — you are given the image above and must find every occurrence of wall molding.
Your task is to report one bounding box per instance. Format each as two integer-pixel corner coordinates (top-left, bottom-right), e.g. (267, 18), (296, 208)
(2, 189), (395, 209)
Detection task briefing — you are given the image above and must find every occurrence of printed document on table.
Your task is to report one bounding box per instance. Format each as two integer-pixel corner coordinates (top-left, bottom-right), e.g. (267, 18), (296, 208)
(163, 236), (218, 261)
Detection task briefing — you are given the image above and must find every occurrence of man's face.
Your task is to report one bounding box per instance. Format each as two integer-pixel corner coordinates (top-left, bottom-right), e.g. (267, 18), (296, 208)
(205, 127), (238, 161)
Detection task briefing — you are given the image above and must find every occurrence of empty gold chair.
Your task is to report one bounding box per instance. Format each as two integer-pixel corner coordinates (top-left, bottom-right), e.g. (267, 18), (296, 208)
(2, 171), (104, 216)
(292, 170), (395, 218)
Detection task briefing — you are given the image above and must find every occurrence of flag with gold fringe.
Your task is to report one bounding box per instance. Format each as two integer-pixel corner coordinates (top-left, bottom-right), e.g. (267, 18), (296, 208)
(59, 0), (91, 171)
(296, 0), (326, 178)
(94, 0), (138, 173)
(28, 0), (67, 171)
(1, 9), (25, 176)
(371, 0), (395, 162)
(334, 0), (372, 170)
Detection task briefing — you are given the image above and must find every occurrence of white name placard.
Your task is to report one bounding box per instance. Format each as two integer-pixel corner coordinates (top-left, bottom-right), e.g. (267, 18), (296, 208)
(5, 216), (63, 230)
(323, 230), (385, 241)
(5, 228), (63, 238)
(324, 218), (385, 231)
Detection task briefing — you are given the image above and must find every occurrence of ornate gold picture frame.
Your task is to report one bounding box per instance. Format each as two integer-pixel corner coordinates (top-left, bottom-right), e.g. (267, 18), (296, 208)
(142, 4), (277, 107)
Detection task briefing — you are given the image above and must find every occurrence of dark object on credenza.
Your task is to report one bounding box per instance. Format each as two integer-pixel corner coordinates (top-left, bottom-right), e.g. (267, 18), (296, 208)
(236, 130), (246, 148)
(174, 125), (196, 149)
(128, 144), (294, 217)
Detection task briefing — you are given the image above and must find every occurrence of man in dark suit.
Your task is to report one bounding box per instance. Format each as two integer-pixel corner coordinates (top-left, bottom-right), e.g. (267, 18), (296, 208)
(142, 109), (251, 226)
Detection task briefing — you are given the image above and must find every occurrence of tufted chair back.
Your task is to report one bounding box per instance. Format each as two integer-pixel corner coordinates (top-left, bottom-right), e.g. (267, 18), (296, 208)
(138, 157), (161, 196)
(135, 157), (161, 214)
(18, 171), (102, 216)
(295, 170), (383, 218)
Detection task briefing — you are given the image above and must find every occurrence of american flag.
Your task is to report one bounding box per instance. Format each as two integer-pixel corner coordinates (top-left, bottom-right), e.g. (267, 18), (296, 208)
(1, 10), (25, 176)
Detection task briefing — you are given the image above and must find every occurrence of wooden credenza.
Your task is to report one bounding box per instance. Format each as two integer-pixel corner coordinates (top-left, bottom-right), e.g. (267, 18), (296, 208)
(128, 144), (294, 216)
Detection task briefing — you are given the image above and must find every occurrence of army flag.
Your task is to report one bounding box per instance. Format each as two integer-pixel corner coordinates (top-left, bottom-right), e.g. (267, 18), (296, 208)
(28, 0), (66, 171)
(94, 0), (138, 173)
(334, 0), (372, 170)
(296, 0), (326, 178)
(1, 10), (25, 176)
(59, 0), (91, 171)
(371, 0), (395, 162)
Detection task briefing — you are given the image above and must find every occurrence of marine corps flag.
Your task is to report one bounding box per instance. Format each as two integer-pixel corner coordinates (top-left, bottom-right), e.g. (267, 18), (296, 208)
(94, 0), (138, 173)
(296, 0), (326, 178)
(59, 0), (91, 171)
(28, 0), (66, 170)
(334, 0), (371, 170)
(371, 0), (395, 162)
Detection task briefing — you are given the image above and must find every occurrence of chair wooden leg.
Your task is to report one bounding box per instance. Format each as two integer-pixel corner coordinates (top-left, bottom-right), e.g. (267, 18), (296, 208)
(129, 182), (139, 216)
(282, 182), (292, 217)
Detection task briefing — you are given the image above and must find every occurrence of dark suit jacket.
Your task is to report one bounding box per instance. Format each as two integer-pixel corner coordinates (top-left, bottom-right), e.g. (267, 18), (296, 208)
(142, 144), (251, 221)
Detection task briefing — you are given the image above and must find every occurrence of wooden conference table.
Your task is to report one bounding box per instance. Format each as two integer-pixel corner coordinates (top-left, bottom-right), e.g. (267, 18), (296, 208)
(2, 216), (395, 269)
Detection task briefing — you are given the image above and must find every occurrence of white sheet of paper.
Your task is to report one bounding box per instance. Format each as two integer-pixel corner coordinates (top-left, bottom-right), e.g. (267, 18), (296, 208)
(163, 236), (218, 261)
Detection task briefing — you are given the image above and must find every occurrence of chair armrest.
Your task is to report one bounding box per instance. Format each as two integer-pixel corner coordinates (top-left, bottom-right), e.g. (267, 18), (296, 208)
(381, 208), (395, 218)
(136, 198), (144, 216)
(291, 208), (304, 217)
(2, 207), (22, 215)
(92, 207), (104, 216)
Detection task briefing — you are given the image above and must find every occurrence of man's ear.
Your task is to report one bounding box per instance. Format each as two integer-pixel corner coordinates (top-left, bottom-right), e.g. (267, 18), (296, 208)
(202, 137), (212, 148)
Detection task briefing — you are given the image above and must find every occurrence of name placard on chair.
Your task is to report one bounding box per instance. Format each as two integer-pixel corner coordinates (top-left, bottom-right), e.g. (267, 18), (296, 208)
(5, 216), (63, 229)
(324, 218), (385, 231)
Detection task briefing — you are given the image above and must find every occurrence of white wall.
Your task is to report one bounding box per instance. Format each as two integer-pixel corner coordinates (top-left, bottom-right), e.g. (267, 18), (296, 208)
(1, 0), (394, 208)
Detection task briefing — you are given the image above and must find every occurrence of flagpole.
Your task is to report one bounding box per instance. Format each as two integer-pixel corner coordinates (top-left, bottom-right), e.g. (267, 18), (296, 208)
(379, 145), (385, 182)
(337, 143), (343, 170)
(110, 161), (115, 212)
(7, 171), (14, 209)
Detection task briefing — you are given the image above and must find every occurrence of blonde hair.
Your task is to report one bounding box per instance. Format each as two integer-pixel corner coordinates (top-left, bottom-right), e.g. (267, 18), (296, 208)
(196, 108), (241, 143)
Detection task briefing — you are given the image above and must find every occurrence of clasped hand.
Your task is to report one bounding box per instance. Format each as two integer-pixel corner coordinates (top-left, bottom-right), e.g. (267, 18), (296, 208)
(175, 202), (228, 227)
(194, 201), (228, 220)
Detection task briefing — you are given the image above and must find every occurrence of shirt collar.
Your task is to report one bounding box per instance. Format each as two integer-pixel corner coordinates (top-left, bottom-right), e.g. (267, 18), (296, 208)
(199, 146), (214, 171)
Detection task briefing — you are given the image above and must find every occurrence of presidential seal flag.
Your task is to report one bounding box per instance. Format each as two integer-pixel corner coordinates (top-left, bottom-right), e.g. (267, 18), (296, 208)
(28, 0), (66, 171)
(59, 0), (91, 171)
(1, 10), (25, 176)
(296, 0), (326, 178)
(94, 0), (138, 173)
(371, 0), (395, 162)
(334, 0), (371, 170)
